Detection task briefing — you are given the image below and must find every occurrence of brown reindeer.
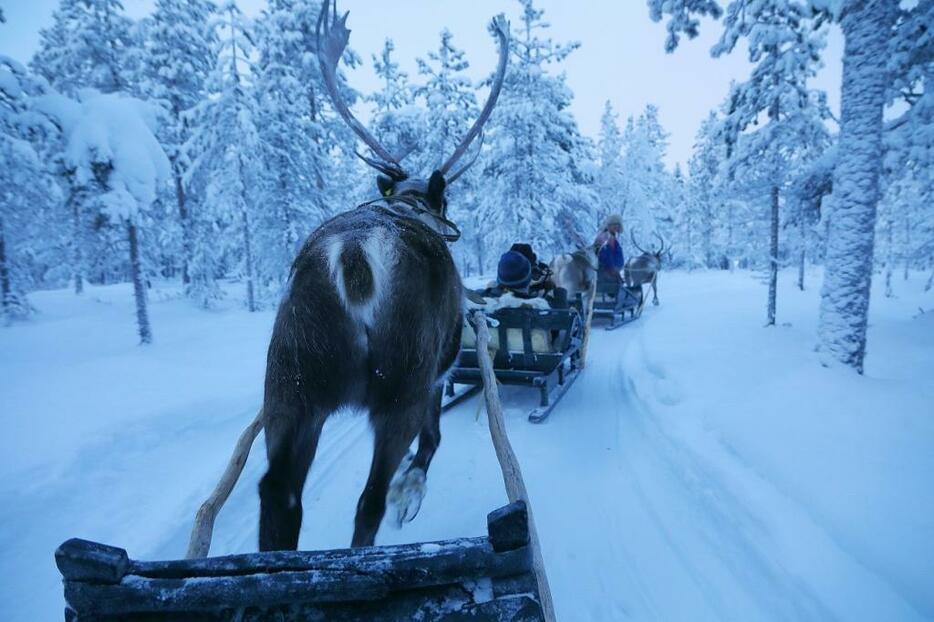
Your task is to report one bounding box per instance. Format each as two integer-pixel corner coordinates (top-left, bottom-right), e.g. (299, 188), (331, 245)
(258, 2), (510, 551)
(625, 230), (669, 306)
(550, 228), (599, 364)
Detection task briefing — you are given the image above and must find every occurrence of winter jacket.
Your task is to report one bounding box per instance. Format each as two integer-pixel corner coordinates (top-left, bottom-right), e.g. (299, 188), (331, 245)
(594, 230), (625, 276)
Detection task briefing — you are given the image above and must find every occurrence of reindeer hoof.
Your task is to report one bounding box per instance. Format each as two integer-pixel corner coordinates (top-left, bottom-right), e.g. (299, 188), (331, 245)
(388, 465), (427, 528)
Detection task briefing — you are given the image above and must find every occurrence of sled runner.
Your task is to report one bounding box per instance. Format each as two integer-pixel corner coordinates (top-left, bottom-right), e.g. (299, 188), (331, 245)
(56, 501), (544, 622)
(591, 279), (645, 330)
(445, 307), (583, 423)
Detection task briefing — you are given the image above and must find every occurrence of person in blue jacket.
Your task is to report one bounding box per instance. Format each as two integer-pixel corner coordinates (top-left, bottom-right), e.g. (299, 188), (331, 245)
(594, 213), (625, 282)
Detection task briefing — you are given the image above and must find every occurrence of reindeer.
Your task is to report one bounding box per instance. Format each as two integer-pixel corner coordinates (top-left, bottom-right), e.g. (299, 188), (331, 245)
(258, 2), (510, 551)
(625, 230), (669, 306)
(550, 228), (599, 364)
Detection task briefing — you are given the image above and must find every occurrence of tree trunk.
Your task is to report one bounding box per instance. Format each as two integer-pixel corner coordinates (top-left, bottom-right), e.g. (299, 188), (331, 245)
(767, 184), (779, 326)
(926, 266), (933, 292)
(127, 222), (152, 344)
(70, 190), (84, 295)
(884, 217), (893, 298)
(902, 214), (910, 281)
(817, 0), (896, 373)
(797, 216), (806, 291)
(0, 216), (11, 315)
(174, 166), (191, 286)
(240, 198), (257, 313)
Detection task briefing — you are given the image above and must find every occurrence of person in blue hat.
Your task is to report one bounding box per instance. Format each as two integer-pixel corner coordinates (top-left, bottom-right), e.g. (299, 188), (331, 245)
(477, 245), (568, 308)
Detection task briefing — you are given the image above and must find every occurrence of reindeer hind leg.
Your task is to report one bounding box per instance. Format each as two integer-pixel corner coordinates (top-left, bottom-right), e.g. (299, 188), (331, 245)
(259, 398), (327, 551)
(388, 385), (443, 526)
(352, 399), (426, 547)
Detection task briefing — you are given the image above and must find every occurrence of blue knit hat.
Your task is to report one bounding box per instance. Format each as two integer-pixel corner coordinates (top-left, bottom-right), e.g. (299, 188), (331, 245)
(497, 251), (532, 288)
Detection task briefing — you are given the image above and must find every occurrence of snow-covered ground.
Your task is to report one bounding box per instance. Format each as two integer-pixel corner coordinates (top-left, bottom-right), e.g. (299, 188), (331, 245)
(1, 270), (932, 621)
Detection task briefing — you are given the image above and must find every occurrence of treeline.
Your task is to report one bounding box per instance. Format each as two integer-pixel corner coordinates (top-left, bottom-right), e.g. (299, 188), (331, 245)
(0, 0), (931, 373)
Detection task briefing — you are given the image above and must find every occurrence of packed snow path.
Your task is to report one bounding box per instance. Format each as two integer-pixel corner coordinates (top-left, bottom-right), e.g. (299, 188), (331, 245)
(1, 271), (931, 621)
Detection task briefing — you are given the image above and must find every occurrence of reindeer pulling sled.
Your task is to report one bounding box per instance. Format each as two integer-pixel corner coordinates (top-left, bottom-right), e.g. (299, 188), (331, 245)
(591, 230), (668, 331)
(57, 5), (555, 621)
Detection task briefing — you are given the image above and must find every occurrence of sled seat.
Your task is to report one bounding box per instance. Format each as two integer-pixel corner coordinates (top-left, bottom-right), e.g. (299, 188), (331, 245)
(449, 307), (582, 411)
(56, 502), (543, 621)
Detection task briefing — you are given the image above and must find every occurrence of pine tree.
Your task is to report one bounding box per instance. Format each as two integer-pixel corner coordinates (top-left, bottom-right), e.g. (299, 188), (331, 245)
(816, 0), (898, 371)
(370, 38), (423, 160)
(32, 0), (135, 96)
(31, 0), (137, 295)
(594, 101), (626, 228)
(0, 56), (62, 321)
(688, 111), (724, 268)
(250, 0), (342, 294)
(37, 91), (170, 342)
(478, 0), (595, 258)
(415, 29), (483, 272)
(188, 1), (261, 310)
(141, 0), (215, 287)
(618, 105), (674, 256)
(712, 0), (829, 325)
(647, 0), (900, 368)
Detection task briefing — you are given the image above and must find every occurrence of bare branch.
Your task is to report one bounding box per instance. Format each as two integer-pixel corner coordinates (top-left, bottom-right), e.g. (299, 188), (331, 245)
(186, 408), (264, 559)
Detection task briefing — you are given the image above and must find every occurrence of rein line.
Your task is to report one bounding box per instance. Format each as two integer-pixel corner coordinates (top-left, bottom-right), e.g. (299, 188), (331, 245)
(357, 195), (462, 243)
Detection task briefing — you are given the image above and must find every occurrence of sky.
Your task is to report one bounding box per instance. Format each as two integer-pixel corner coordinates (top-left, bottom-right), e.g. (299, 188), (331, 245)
(1, 0), (843, 170)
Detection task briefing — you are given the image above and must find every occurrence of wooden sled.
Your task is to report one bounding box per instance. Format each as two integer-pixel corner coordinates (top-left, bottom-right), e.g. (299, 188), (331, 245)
(446, 307), (583, 423)
(590, 279), (645, 330)
(56, 502), (544, 622)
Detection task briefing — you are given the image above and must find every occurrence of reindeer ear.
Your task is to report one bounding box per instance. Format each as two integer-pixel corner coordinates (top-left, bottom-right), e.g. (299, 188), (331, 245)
(377, 175), (395, 197)
(427, 170), (446, 213)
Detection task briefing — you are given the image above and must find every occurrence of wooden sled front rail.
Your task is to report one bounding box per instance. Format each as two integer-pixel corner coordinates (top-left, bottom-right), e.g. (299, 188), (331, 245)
(56, 502), (545, 621)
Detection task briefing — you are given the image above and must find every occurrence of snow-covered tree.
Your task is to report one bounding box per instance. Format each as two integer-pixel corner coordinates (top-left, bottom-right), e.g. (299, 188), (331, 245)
(478, 0), (595, 258)
(249, 0), (345, 292)
(31, 0), (135, 96)
(188, 1), (261, 310)
(0, 56), (63, 321)
(369, 38), (423, 161)
(415, 29), (484, 273)
(619, 105), (675, 253)
(649, 0), (831, 327)
(713, 0), (829, 325)
(593, 101), (626, 229)
(687, 111), (724, 268)
(140, 0), (215, 287)
(37, 92), (170, 342)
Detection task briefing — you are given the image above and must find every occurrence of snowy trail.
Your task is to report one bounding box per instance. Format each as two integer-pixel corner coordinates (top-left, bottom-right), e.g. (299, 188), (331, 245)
(2, 273), (931, 621)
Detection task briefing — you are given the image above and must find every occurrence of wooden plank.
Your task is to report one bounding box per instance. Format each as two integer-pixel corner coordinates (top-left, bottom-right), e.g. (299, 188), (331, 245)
(65, 545), (532, 616)
(127, 537), (522, 579)
(56, 539), (129, 584)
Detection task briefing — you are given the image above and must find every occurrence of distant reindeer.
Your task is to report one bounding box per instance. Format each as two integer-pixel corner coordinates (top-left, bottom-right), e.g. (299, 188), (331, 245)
(259, 2), (510, 551)
(625, 230), (669, 306)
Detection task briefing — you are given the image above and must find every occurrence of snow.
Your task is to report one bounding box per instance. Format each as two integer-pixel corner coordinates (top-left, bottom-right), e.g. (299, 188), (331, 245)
(1, 269), (932, 621)
(35, 91), (170, 221)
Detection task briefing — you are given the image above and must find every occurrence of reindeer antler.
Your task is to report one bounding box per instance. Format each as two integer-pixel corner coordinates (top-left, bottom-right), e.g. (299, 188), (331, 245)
(630, 229), (649, 255)
(316, 0), (405, 180)
(438, 15), (510, 180)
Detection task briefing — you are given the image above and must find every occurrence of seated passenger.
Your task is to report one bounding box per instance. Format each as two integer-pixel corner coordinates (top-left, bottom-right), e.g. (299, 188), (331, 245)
(480, 247), (567, 309)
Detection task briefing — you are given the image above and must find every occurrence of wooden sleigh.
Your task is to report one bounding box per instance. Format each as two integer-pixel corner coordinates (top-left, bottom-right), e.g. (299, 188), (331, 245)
(590, 278), (648, 331)
(56, 502), (543, 622)
(443, 306), (584, 423)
